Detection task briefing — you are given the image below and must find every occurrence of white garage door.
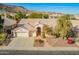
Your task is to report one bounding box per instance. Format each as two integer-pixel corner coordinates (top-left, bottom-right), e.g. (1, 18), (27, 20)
(16, 32), (28, 37)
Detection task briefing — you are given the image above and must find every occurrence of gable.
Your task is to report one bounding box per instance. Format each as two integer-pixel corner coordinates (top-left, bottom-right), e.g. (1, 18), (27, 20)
(14, 27), (28, 32)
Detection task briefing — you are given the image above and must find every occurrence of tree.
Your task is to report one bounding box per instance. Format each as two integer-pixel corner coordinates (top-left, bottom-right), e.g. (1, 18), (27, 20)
(60, 14), (76, 20)
(0, 33), (5, 42)
(43, 14), (49, 19)
(28, 13), (43, 19)
(14, 12), (25, 23)
(70, 15), (76, 20)
(0, 15), (4, 33)
(42, 24), (48, 38)
(42, 24), (53, 38)
(14, 13), (21, 22)
(54, 15), (73, 38)
(6, 14), (14, 19)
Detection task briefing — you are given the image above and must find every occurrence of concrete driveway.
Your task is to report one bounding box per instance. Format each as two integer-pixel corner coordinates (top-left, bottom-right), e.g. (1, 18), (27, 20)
(7, 37), (35, 48)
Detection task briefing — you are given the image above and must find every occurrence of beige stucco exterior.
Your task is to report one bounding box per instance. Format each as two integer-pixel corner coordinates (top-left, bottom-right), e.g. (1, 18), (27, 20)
(12, 19), (79, 38)
(13, 27), (29, 37)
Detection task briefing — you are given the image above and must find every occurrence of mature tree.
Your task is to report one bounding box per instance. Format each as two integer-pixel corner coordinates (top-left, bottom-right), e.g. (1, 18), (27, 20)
(14, 12), (25, 23)
(14, 13), (21, 23)
(54, 15), (73, 38)
(0, 15), (4, 33)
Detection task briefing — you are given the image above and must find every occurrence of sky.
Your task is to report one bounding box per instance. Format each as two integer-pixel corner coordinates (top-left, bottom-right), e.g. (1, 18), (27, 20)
(5, 3), (79, 14)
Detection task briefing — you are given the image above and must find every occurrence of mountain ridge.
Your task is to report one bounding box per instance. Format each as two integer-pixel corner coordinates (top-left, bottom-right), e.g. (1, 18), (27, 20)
(0, 3), (31, 13)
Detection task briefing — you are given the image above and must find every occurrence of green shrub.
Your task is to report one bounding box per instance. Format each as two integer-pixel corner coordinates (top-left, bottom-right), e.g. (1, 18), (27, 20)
(42, 32), (46, 38)
(54, 15), (73, 38)
(0, 33), (5, 42)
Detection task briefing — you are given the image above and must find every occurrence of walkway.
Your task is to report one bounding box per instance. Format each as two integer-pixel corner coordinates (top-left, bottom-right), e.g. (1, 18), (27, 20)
(46, 37), (78, 47)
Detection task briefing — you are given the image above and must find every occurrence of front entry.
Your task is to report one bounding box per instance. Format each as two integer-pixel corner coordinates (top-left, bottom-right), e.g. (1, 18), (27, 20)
(36, 27), (41, 36)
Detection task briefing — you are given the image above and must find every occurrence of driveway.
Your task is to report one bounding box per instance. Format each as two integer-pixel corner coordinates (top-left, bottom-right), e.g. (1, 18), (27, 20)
(7, 37), (35, 48)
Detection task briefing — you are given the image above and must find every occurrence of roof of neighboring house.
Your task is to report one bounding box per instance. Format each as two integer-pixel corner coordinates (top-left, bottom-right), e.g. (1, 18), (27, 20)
(3, 18), (16, 26)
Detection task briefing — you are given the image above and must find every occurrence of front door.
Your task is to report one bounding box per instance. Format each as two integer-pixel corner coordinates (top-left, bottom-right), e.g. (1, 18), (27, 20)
(36, 27), (41, 36)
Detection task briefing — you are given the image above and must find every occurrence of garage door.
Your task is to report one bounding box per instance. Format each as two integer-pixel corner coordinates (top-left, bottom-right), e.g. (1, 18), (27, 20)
(16, 32), (28, 37)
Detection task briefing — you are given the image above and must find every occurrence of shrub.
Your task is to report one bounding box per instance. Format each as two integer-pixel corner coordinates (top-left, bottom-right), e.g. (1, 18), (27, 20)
(0, 33), (5, 42)
(54, 15), (73, 38)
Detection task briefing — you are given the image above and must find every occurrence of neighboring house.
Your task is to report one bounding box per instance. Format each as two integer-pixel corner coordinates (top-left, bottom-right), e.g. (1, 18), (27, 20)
(70, 20), (79, 36)
(49, 12), (63, 19)
(3, 18), (17, 30)
(3, 17), (16, 38)
(74, 15), (79, 20)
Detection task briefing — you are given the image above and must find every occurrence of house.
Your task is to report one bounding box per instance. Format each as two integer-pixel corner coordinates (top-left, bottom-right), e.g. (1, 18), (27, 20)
(12, 19), (56, 38)
(1, 17), (17, 39)
(74, 15), (79, 20)
(12, 19), (43, 37)
(3, 16), (79, 38)
(12, 22), (35, 37)
(49, 12), (63, 19)
(3, 18), (17, 30)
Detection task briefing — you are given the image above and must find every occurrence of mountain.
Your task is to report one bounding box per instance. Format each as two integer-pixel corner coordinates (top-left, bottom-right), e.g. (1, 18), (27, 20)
(0, 3), (64, 15)
(0, 4), (31, 13)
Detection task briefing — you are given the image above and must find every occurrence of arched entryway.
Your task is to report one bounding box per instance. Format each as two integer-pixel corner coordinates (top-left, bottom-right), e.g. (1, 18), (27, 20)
(36, 27), (41, 37)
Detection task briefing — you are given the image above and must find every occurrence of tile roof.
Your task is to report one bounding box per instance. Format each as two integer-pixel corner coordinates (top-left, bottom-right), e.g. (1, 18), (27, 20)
(3, 18), (16, 26)
(14, 19), (79, 32)
(19, 19), (57, 28)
